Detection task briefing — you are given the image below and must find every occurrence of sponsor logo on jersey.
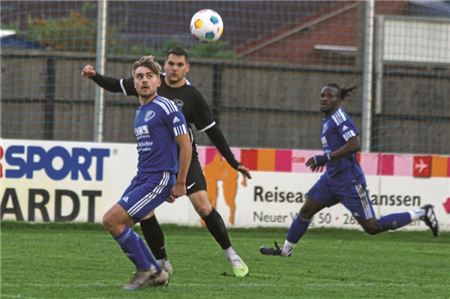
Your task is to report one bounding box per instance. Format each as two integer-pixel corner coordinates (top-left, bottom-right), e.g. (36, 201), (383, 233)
(342, 125), (349, 131)
(173, 116), (180, 124)
(135, 125), (150, 139)
(0, 145), (110, 181)
(144, 110), (156, 122)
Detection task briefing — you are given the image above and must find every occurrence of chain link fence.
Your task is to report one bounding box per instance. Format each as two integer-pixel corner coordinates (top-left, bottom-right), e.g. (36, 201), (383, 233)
(1, 0), (449, 154)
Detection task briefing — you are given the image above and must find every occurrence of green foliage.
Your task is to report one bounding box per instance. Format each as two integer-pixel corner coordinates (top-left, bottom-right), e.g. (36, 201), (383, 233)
(24, 3), (119, 52)
(158, 37), (234, 59)
(21, 2), (232, 58)
(110, 37), (234, 59)
(189, 40), (234, 59)
(0, 20), (20, 32)
(26, 11), (97, 51)
(111, 37), (233, 59)
(110, 44), (159, 57)
(2, 223), (449, 298)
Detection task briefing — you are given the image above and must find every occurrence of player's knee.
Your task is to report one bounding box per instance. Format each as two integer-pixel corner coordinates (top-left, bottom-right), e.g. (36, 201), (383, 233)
(189, 191), (212, 217)
(102, 212), (116, 232)
(361, 222), (382, 235)
(195, 204), (212, 218)
(102, 214), (111, 230)
(299, 209), (314, 220)
(299, 204), (316, 219)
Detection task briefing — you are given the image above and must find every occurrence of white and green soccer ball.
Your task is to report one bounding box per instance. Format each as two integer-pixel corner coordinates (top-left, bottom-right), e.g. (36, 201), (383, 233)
(190, 9), (224, 42)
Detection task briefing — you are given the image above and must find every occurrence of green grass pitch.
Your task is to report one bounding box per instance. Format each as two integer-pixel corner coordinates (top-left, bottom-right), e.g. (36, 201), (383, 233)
(1, 222), (449, 299)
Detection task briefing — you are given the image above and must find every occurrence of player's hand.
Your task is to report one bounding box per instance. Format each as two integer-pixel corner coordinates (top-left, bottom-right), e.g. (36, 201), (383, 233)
(237, 164), (252, 179)
(306, 154), (330, 172)
(168, 182), (186, 203)
(81, 64), (96, 78)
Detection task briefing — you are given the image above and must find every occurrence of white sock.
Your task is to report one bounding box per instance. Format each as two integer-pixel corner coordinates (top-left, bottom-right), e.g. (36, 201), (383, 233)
(224, 247), (243, 266)
(409, 208), (426, 222)
(224, 247), (237, 260)
(282, 240), (296, 256)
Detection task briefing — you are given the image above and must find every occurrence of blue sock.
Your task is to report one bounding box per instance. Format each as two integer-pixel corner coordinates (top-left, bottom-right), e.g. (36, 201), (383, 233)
(114, 226), (150, 271)
(286, 216), (311, 244)
(136, 234), (162, 272)
(377, 212), (412, 231)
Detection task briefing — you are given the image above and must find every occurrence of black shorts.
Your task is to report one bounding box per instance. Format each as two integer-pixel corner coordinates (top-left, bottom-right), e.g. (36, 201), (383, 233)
(186, 157), (207, 196)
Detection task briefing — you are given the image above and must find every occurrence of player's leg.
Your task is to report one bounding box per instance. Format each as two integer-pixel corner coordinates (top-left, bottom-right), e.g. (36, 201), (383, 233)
(103, 204), (156, 290)
(188, 159), (248, 277)
(377, 204), (439, 236)
(205, 176), (218, 208)
(110, 173), (173, 289)
(260, 175), (333, 256)
(283, 196), (326, 254)
(103, 204), (146, 268)
(360, 207), (438, 236)
(340, 183), (439, 236)
(126, 172), (175, 288)
(188, 159), (228, 246)
(139, 212), (173, 273)
(189, 189), (249, 277)
(336, 182), (381, 234)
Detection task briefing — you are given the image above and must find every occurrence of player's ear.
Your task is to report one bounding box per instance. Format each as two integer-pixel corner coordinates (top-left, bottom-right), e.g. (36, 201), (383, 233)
(185, 62), (190, 73)
(156, 76), (161, 87)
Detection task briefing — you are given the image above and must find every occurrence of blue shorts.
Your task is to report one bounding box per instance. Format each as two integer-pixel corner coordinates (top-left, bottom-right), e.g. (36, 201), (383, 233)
(118, 172), (175, 221)
(306, 174), (375, 221)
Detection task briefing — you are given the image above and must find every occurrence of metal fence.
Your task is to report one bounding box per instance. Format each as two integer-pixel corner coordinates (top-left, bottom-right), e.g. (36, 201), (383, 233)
(1, 1), (449, 154)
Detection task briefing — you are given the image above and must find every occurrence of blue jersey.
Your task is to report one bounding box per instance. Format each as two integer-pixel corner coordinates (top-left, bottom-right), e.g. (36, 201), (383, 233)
(134, 95), (187, 177)
(321, 107), (365, 184)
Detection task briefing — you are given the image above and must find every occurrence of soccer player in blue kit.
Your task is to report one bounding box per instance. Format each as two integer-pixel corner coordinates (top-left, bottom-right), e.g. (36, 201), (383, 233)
(102, 56), (191, 289)
(260, 83), (439, 257)
(83, 47), (250, 277)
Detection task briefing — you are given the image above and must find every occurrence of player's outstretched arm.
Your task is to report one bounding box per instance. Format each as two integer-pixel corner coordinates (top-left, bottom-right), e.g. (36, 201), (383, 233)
(168, 133), (192, 202)
(81, 64), (127, 94)
(205, 126), (252, 179)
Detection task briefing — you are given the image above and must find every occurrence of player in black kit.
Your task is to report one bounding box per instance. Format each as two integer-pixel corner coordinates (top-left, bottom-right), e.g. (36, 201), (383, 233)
(82, 47), (251, 277)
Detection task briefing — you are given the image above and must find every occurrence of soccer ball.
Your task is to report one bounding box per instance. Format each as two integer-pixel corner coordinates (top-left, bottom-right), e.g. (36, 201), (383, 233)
(190, 9), (224, 42)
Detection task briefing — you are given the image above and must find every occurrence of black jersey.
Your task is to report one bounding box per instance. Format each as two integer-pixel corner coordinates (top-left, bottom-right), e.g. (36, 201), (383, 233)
(91, 72), (240, 169)
(119, 75), (215, 158)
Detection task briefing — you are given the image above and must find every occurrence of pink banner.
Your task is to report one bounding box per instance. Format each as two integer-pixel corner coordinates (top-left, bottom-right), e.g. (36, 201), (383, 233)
(359, 152), (379, 175)
(197, 146), (449, 177)
(275, 149), (292, 172)
(393, 154), (413, 176)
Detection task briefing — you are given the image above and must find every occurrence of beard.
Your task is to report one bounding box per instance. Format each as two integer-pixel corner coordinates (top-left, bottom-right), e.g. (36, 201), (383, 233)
(138, 87), (156, 99)
(166, 73), (183, 85)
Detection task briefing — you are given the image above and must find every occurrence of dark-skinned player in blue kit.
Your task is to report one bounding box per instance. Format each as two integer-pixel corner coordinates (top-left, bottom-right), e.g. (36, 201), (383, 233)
(260, 83), (439, 257)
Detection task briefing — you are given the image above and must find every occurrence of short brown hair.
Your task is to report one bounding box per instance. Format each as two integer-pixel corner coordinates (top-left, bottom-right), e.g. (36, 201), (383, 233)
(166, 46), (189, 62)
(132, 56), (161, 77)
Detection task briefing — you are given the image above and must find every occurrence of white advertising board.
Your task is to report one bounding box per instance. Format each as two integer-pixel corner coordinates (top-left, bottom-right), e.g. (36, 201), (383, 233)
(383, 17), (450, 65)
(1, 139), (449, 232)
